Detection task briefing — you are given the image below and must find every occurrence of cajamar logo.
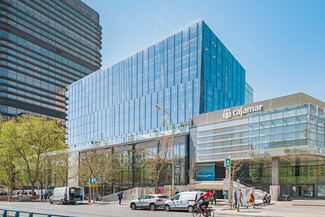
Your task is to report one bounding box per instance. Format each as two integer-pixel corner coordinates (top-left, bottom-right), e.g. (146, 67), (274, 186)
(223, 105), (263, 119)
(223, 109), (232, 119)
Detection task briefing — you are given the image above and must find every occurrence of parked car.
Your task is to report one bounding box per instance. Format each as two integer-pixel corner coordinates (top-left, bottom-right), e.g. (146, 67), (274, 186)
(130, 194), (168, 211)
(164, 191), (202, 213)
(50, 187), (84, 205)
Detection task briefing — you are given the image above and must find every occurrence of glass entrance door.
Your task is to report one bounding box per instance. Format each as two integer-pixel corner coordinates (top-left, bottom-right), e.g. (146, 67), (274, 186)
(292, 184), (314, 197)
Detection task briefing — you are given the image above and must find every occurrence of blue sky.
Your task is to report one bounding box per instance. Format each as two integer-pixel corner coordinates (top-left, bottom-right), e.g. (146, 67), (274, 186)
(85, 0), (325, 102)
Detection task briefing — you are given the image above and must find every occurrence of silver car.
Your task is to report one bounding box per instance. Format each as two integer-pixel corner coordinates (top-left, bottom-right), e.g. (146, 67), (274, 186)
(130, 194), (168, 211)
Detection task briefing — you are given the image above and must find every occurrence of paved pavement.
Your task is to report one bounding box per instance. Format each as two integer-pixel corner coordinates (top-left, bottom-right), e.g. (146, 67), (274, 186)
(0, 201), (214, 217)
(212, 201), (325, 217)
(1, 201), (325, 217)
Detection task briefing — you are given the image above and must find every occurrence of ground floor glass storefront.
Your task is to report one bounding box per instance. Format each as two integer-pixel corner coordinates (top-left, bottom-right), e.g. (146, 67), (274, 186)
(78, 134), (189, 194)
(197, 155), (325, 197)
(196, 155), (325, 197)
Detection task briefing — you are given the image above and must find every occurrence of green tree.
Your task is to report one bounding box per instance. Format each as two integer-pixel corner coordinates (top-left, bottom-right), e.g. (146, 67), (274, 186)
(161, 116), (169, 129)
(0, 116), (21, 198)
(1, 114), (67, 195)
(178, 122), (188, 129)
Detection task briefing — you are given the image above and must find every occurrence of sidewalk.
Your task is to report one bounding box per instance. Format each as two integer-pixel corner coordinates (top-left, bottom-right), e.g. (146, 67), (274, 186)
(210, 201), (325, 217)
(85, 200), (325, 217)
(90, 200), (130, 206)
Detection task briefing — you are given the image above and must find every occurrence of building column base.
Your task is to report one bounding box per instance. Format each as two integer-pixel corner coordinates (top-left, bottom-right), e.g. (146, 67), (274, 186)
(270, 185), (280, 201)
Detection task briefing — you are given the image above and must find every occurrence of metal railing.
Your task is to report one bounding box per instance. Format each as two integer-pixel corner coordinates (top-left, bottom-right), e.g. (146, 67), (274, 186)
(240, 180), (270, 193)
(0, 208), (81, 217)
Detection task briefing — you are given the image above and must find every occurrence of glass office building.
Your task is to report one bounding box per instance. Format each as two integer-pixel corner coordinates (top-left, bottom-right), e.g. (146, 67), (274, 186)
(191, 93), (325, 198)
(245, 82), (253, 104)
(0, 0), (102, 123)
(66, 20), (248, 149)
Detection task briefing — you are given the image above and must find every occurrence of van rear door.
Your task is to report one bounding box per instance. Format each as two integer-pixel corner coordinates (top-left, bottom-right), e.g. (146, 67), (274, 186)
(72, 188), (83, 203)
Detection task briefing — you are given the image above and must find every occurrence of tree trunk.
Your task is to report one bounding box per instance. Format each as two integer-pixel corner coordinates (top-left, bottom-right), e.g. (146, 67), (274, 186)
(7, 178), (12, 201)
(40, 182), (43, 200)
(31, 183), (35, 198)
(155, 173), (160, 192)
(111, 182), (114, 194)
(155, 165), (163, 192)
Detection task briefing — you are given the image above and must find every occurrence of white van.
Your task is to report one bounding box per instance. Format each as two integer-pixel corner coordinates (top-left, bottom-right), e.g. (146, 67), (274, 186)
(164, 191), (202, 213)
(50, 187), (84, 205)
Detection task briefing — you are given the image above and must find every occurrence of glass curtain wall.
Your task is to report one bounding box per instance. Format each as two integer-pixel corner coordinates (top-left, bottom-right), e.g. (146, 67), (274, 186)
(0, 0), (101, 122)
(248, 103), (325, 151)
(66, 20), (247, 149)
(66, 22), (202, 148)
(201, 22), (246, 113)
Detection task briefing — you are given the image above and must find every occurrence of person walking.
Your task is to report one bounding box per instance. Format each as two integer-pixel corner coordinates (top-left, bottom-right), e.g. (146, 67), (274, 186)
(233, 190), (238, 209)
(213, 190), (217, 205)
(249, 190), (255, 208)
(117, 191), (123, 205)
(239, 189), (243, 206)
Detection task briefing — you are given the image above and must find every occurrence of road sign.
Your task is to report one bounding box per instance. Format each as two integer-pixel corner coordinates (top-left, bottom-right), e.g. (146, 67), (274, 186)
(224, 158), (231, 167)
(90, 177), (98, 184)
(175, 165), (181, 174)
(89, 177), (98, 187)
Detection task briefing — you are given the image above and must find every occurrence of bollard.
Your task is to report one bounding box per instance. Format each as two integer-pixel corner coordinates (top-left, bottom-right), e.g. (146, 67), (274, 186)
(3, 210), (7, 217)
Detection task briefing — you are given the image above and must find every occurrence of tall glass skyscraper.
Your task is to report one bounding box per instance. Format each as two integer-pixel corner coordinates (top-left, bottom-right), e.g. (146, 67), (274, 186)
(66, 20), (249, 149)
(245, 82), (254, 104)
(0, 0), (102, 123)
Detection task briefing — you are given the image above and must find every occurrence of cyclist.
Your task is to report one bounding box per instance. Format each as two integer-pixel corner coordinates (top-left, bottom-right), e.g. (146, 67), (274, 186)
(196, 192), (213, 216)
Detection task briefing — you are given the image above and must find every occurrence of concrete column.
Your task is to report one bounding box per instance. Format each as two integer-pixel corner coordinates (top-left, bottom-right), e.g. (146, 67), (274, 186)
(272, 157), (280, 185)
(270, 157), (280, 201)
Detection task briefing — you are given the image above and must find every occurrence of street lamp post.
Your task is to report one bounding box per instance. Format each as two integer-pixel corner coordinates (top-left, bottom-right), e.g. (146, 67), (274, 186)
(155, 105), (175, 197)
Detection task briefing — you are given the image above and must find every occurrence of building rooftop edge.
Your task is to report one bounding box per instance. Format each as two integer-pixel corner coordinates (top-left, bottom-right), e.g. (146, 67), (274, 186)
(69, 18), (205, 86)
(61, 0), (100, 24)
(192, 92), (325, 126)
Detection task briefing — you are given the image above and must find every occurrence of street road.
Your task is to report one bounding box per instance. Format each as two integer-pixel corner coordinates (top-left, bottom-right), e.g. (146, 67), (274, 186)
(2, 201), (325, 217)
(0, 201), (197, 217)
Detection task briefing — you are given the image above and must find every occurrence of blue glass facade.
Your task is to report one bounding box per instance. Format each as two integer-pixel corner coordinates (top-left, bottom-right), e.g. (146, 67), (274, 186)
(201, 22), (246, 113)
(245, 82), (254, 104)
(0, 0), (102, 123)
(66, 20), (247, 149)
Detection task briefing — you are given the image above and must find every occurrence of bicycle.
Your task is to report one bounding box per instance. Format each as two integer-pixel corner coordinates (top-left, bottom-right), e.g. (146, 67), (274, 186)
(192, 204), (215, 217)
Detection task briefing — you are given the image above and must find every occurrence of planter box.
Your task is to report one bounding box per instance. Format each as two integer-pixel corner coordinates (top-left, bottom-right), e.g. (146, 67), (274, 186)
(19, 195), (32, 202)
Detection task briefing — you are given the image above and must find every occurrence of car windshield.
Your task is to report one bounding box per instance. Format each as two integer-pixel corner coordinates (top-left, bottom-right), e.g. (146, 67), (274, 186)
(157, 196), (168, 199)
